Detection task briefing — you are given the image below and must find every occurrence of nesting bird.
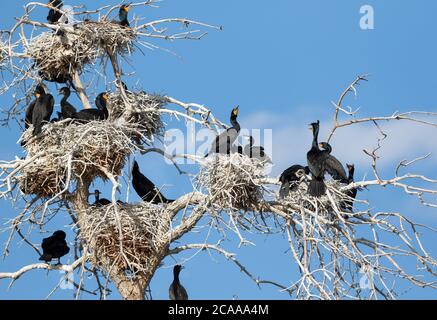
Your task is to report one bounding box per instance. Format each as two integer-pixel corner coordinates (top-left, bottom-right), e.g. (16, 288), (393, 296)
(39, 230), (70, 264)
(132, 161), (174, 204)
(169, 265), (188, 300)
(118, 4), (131, 27)
(279, 165), (310, 198)
(307, 121), (347, 197)
(31, 85), (55, 136)
(47, 0), (63, 24)
(206, 106), (240, 156)
(243, 135), (271, 163)
(93, 189), (111, 206)
(58, 87), (77, 120)
(25, 85), (46, 129)
(74, 92), (109, 122)
(340, 164), (358, 213)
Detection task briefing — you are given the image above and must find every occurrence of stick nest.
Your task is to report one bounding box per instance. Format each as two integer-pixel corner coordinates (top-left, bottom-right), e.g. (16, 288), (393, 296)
(109, 91), (168, 139)
(20, 120), (138, 197)
(280, 179), (353, 220)
(80, 203), (171, 276)
(27, 21), (136, 81)
(198, 153), (266, 211)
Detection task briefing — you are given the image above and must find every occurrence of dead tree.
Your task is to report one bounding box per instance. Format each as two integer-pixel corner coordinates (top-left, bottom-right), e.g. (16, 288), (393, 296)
(0, 2), (436, 300)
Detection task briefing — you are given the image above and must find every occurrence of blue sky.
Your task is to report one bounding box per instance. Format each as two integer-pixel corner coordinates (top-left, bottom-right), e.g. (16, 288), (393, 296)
(0, 0), (436, 299)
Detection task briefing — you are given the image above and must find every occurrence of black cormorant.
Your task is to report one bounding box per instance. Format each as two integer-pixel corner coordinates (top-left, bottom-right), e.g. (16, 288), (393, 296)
(32, 86), (55, 136)
(206, 106), (240, 156)
(169, 265), (188, 300)
(25, 85), (46, 129)
(318, 142), (348, 183)
(39, 230), (70, 264)
(279, 165), (310, 198)
(47, 0), (63, 24)
(340, 164), (358, 213)
(132, 161), (174, 204)
(118, 5), (131, 27)
(243, 135), (271, 163)
(93, 190), (111, 206)
(58, 87), (77, 120)
(74, 92), (109, 122)
(307, 122), (348, 197)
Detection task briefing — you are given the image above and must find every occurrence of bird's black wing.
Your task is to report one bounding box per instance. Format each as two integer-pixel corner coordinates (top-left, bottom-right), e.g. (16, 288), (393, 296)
(62, 101), (77, 119)
(324, 154), (347, 181)
(41, 237), (51, 252)
(43, 94), (55, 122)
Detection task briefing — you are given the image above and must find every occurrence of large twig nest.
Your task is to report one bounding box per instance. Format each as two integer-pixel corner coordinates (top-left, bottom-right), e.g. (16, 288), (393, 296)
(27, 21), (136, 81)
(198, 153), (266, 211)
(20, 120), (138, 196)
(109, 91), (167, 139)
(80, 203), (171, 277)
(280, 180), (352, 219)
(18, 156), (68, 198)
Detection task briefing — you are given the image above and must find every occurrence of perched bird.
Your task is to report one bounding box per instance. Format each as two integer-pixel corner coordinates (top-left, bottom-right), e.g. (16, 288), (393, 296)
(75, 92), (109, 122)
(50, 111), (63, 123)
(169, 265), (188, 300)
(58, 87), (77, 120)
(47, 0), (63, 24)
(243, 135), (271, 163)
(340, 164), (358, 213)
(118, 4), (131, 27)
(93, 189), (111, 206)
(307, 122), (348, 197)
(206, 106), (240, 156)
(39, 230), (70, 264)
(32, 86), (55, 136)
(132, 161), (174, 204)
(25, 85), (46, 129)
(318, 142), (348, 183)
(279, 165), (310, 198)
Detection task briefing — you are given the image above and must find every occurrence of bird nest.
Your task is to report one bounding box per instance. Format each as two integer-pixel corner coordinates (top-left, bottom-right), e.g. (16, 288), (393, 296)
(198, 153), (266, 211)
(279, 180), (352, 219)
(80, 203), (171, 277)
(109, 91), (167, 139)
(27, 21), (136, 82)
(20, 120), (138, 197)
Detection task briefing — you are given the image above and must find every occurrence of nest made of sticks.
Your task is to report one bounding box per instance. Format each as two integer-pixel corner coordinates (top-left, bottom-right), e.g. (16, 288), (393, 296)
(20, 120), (137, 196)
(80, 203), (171, 276)
(198, 153), (266, 211)
(27, 20), (136, 81)
(109, 91), (167, 139)
(280, 179), (352, 219)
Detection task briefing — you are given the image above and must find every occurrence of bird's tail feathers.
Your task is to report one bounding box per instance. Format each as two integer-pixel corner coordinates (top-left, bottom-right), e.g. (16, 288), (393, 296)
(39, 254), (52, 262)
(308, 177), (326, 197)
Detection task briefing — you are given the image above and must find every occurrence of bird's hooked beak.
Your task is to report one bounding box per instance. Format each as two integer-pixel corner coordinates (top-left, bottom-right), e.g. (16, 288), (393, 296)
(123, 4), (131, 12)
(103, 93), (109, 101)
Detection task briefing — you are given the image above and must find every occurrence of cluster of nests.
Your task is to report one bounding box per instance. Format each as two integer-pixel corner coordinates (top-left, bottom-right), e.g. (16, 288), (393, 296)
(27, 20), (136, 82)
(198, 153), (267, 211)
(19, 89), (168, 198)
(80, 203), (171, 276)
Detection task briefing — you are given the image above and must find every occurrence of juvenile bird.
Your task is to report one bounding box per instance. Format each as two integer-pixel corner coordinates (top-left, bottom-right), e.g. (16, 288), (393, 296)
(39, 230), (70, 265)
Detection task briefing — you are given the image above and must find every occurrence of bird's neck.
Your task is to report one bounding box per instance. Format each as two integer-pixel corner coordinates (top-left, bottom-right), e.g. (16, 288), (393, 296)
(312, 128), (319, 149)
(61, 93), (69, 104)
(230, 116), (240, 131)
(348, 168), (355, 182)
(173, 270), (180, 282)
